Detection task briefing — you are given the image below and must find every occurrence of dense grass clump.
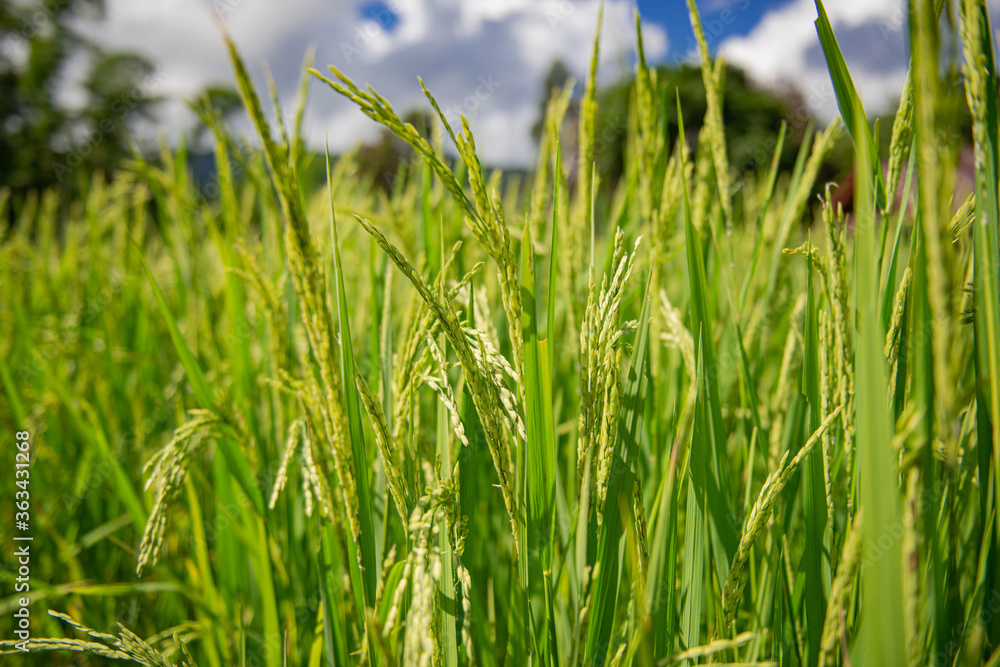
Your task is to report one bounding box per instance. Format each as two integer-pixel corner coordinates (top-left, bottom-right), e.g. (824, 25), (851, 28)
(2, 1), (1000, 665)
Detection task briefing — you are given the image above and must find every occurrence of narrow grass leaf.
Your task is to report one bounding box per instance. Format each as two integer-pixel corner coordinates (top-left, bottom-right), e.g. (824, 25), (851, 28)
(327, 148), (379, 614)
(852, 95), (905, 665)
(813, 0), (887, 210)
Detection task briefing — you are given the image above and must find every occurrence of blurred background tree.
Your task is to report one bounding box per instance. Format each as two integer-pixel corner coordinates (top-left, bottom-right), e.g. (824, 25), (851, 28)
(592, 63), (816, 190)
(356, 109), (434, 194)
(190, 84), (243, 148)
(3, 0), (940, 222)
(532, 59), (578, 145)
(0, 0), (159, 199)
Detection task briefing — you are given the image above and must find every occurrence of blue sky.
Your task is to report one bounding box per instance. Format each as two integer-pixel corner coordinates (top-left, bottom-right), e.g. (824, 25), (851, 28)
(639, 0), (795, 60)
(351, 0), (797, 62)
(64, 0), (964, 166)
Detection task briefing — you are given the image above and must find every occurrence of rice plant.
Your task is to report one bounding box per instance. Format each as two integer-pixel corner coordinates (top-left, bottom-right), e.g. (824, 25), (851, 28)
(1, 0), (999, 665)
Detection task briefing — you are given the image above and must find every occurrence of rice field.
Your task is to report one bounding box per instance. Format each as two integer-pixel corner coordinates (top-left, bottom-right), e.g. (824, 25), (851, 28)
(1, 0), (999, 665)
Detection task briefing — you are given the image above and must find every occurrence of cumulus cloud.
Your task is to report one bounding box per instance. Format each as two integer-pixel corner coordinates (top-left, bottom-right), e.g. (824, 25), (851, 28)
(70, 0), (668, 167)
(719, 0), (1000, 124)
(718, 0), (909, 123)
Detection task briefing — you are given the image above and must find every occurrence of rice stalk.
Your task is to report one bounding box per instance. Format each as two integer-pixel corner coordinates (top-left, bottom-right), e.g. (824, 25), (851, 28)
(0, 611), (198, 666)
(137, 410), (226, 575)
(686, 0), (732, 230)
(818, 511), (863, 667)
(354, 214), (521, 552)
(722, 407), (842, 625)
(268, 417), (306, 509)
(356, 371), (411, 529)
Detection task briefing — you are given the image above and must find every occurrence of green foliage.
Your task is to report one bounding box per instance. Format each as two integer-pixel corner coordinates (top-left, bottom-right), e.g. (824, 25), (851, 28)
(1, 2), (998, 666)
(594, 63), (807, 195)
(0, 1), (159, 198)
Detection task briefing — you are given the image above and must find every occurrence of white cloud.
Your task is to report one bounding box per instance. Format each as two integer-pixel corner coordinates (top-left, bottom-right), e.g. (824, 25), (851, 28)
(720, 0), (1000, 124)
(68, 0), (668, 167)
(720, 0), (910, 122)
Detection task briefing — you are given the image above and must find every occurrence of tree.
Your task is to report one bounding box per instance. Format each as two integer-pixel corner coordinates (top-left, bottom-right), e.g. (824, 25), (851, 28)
(64, 51), (159, 180)
(531, 60), (577, 145)
(356, 109), (433, 194)
(0, 0), (159, 198)
(592, 63), (809, 191)
(190, 84), (243, 148)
